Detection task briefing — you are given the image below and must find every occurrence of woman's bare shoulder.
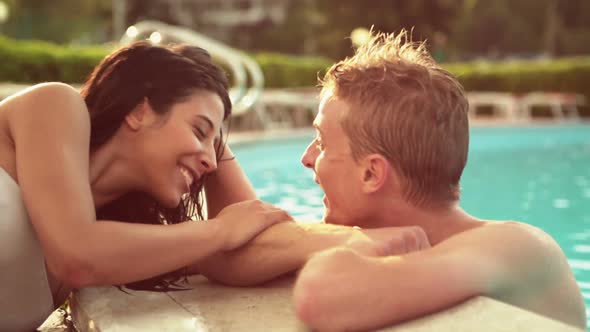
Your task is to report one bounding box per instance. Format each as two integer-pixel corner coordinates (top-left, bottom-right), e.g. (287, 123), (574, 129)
(3, 82), (90, 139)
(2, 82), (82, 110)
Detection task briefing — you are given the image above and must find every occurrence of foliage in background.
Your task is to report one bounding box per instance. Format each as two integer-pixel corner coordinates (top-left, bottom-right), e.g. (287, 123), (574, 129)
(447, 58), (590, 116)
(245, 0), (464, 60)
(450, 0), (590, 59)
(1, 0), (111, 44)
(254, 52), (330, 88)
(0, 36), (107, 83)
(0, 36), (332, 86)
(0, 36), (588, 118)
(249, 0), (590, 60)
(1, 0), (590, 61)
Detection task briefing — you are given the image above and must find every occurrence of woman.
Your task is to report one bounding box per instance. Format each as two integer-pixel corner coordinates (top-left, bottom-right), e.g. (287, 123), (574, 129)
(0, 42), (289, 331)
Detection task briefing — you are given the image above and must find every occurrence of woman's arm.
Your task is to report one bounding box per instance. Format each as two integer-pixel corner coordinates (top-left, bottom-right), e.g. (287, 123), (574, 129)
(204, 145), (257, 218)
(8, 83), (284, 288)
(192, 222), (359, 285)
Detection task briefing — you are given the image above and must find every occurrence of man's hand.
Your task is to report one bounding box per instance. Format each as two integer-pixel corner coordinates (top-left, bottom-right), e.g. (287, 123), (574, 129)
(345, 226), (431, 256)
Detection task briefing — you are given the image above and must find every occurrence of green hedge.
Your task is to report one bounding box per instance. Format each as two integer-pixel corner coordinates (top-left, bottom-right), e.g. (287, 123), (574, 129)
(0, 36), (332, 87)
(0, 37), (588, 116)
(445, 58), (590, 116)
(254, 52), (330, 88)
(0, 36), (107, 83)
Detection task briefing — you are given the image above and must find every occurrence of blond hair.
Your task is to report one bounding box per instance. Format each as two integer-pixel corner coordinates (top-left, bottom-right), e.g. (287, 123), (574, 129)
(320, 30), (469, 208)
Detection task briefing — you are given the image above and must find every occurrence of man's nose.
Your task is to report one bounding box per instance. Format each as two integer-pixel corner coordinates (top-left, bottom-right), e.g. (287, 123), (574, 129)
(301, 142), (318, 169)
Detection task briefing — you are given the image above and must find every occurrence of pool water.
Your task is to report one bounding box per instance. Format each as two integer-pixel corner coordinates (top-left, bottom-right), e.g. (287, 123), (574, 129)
(233, 125), (590, 327)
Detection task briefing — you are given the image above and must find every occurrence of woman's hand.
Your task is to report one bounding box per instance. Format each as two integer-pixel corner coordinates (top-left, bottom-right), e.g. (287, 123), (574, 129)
(213, 199), (293, 251)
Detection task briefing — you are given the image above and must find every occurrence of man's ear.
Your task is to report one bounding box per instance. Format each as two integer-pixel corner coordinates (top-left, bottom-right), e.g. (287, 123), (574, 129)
(124, 99), (149, 131)
(360, 154), (395, 193)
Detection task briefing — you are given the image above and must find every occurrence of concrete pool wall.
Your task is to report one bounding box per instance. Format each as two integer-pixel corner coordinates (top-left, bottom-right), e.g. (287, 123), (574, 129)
(69, 275), (584, 332)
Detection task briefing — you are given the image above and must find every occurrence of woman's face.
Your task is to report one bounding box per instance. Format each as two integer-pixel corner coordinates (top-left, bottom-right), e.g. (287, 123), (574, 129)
(134, 90), (225, 208)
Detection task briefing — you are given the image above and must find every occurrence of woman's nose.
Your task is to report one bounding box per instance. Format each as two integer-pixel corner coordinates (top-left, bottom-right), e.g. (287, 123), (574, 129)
(201, 143), (218, 173)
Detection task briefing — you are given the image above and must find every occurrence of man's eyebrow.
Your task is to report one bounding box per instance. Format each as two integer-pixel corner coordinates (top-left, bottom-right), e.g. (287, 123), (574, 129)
(312, 123), (324, 136)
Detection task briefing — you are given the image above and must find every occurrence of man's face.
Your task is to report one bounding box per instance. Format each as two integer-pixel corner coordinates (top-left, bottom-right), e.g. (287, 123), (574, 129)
(301, 93), (365, 225)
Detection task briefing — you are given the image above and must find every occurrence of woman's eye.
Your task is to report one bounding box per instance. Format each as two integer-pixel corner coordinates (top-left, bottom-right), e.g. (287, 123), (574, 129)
(193, 126), (206, 139)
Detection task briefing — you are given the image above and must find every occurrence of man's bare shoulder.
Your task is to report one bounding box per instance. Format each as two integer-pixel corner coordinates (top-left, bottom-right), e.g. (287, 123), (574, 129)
(435, 221), (585, 328)
(436, 220), (571, 294)
(441, 220), (560, 256)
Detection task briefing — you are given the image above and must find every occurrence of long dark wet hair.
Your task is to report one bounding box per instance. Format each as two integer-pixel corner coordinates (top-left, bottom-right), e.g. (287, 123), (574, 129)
(80, 41), (232, 291)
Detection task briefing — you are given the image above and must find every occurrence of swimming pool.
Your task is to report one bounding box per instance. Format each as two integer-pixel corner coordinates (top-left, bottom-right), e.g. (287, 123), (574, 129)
(232, 124), (590, 328)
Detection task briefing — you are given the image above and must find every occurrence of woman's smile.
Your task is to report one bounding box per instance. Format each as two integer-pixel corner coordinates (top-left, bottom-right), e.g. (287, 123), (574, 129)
(178, 165), (195, 192)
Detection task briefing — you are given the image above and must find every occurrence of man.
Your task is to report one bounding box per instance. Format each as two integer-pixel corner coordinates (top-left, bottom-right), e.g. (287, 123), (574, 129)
(291, 30), (587, 331)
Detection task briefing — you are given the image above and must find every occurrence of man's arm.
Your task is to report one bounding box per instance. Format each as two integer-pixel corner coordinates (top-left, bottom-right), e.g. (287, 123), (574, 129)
(188, 223), (429, 286)
(293, 245), (490, 331)
(189, 222), (355, 285)
(293, 222), (584, 331)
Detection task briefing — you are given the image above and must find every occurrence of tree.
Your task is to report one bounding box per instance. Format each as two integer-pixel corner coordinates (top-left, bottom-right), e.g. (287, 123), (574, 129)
(1, 0), (112, 44)
(287, 0), (464, 59)
(451, 0), (590, 59)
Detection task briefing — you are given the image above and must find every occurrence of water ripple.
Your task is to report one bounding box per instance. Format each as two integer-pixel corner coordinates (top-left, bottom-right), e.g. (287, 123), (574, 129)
(569, 259), (590, 271)
(553, 198), (570, 209)
(574, 245), (590, 254)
